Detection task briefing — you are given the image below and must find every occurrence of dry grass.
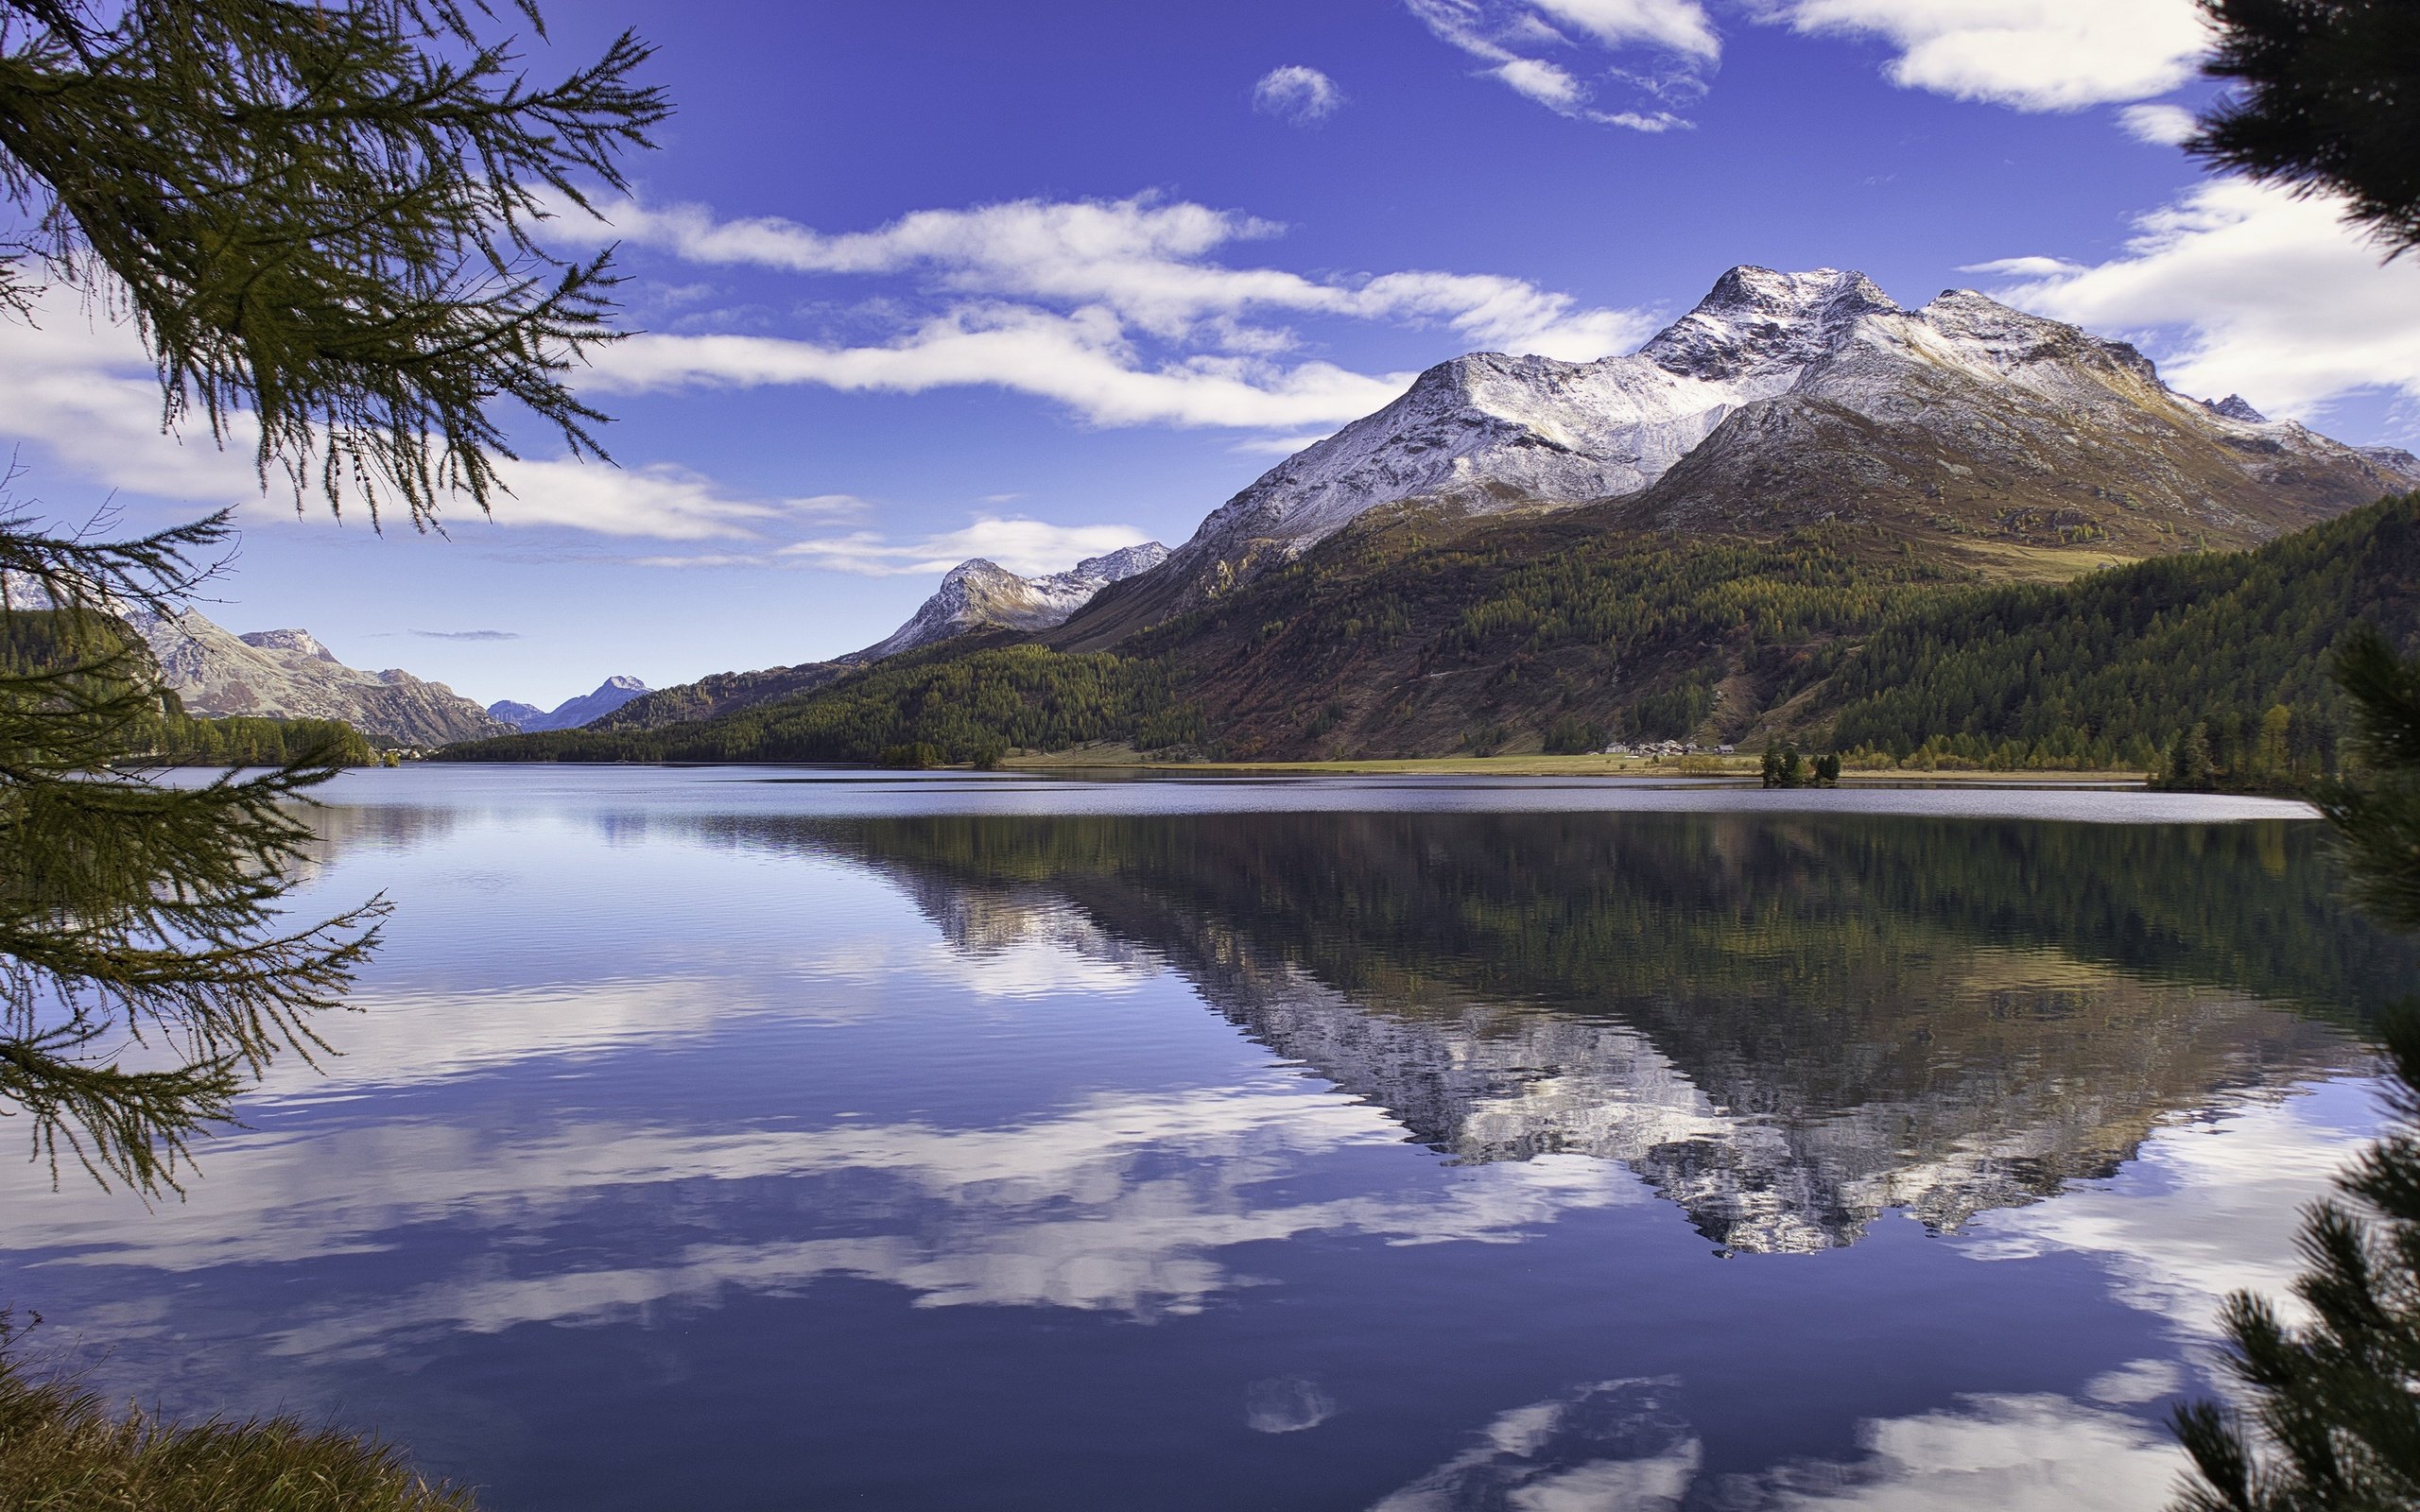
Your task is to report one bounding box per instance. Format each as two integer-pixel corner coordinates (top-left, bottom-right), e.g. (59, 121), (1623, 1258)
(0, 1346), (475, 1512)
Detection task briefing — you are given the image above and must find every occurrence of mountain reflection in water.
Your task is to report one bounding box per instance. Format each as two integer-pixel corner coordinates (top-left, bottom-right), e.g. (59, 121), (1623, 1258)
(1, 775), (2406, 1512)
(720, 810), (2387, 1254)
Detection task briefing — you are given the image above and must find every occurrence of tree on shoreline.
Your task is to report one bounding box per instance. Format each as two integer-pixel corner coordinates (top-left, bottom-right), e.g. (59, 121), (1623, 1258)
(0, 0), (666, 1190)
(2168, 3), (2420, 1502)
(0, 0), (669, 526)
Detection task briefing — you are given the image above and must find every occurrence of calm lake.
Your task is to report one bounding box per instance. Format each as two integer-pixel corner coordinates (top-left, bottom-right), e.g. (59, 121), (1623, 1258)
(2, 768), (2410, 1510)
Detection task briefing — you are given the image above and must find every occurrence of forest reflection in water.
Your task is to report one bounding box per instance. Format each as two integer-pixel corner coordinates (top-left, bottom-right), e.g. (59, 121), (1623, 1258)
(691, 807), (2396, 1255)
(1, 775), (2405, 1512)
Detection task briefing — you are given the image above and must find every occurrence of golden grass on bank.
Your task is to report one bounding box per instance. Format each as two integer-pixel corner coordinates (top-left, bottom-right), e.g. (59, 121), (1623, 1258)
(0, 1348), (475, 1512)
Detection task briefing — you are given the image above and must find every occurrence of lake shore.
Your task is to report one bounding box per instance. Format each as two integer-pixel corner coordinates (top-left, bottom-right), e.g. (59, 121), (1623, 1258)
(999, 746), (2148, 782)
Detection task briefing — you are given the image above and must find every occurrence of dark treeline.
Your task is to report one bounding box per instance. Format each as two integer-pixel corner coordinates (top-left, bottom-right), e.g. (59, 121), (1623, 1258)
(1817, 493), (2420, 774)
(134, 708), (379, 767)
(445, 644), (1205, 765)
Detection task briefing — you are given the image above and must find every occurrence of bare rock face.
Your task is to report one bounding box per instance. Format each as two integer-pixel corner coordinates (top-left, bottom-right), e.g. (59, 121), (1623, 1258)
(128, 605), (510, 747)
(1118, 266), (2419, 610)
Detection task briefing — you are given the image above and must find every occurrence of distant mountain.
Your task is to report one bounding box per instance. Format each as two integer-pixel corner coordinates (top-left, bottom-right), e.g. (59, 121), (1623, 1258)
(852, 543), (1168, 662)
(128, 606), (510, 747)
(590, 541), (1168, 735)
(1066, 266), (2417, 636)
(444, 265), (2420, 765)
(488, 675), (649, 732)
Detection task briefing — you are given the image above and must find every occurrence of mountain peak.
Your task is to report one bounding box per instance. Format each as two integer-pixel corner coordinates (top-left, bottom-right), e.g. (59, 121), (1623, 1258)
(238, 627), (337, 662)
(2204, 393), (2269, 424)
(489, 675), (650, 732)
(854, 541), (1171, 663)
(1640, 266), (1899, 383)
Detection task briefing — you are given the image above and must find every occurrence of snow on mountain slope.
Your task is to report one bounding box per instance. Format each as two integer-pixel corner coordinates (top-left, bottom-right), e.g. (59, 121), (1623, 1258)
(1137, 266), (2416, 606)
(853, 542), (1170, 662)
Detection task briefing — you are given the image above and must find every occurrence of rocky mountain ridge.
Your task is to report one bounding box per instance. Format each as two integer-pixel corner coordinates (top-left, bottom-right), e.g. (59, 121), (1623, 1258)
(442, 264), (2420, 760)
(592, 541), (1169, 734)
(128, 605), (509, 747)
(851, 542), (1169, 662)
(1104, 266), (2418, 618)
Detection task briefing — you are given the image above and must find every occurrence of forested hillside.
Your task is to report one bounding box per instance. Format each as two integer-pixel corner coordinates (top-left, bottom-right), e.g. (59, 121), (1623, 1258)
(440, 493), (2420, 770)
(1814, 494), (2420, 772)
(452, 643), (1201, 765)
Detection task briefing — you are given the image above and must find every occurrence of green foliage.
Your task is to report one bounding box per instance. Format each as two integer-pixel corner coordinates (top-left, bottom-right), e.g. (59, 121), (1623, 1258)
(2170, 627), (2420, 1507)
(1, 610), (377, 766)
(2191, 0), (2420, 255)
(0, 0), (668, 524)
(1630, 681), (1713, 741)
(1541, 715), (1605, 755)
(0, 517), (384, 1195)
(2319, 627), (2420, 936)
(443, 644), (1208, 765)
(1823, 495), (2420, 773)
(0, 1319), (474, 1509)
(136, 711), (378, 767)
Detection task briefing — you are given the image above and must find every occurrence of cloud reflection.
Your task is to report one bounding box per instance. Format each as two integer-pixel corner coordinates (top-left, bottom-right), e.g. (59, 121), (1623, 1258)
(1956, 1084), (2376, 1335)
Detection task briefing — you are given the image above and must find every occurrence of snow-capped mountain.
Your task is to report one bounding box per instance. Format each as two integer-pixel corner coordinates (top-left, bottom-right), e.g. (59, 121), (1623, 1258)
(490, 675), (649, 732)
(1136, 266), (2418, 606)
(851, 541), (1170, 662)
(128, 606), (510, 747)
(585, 542), (1173, 736)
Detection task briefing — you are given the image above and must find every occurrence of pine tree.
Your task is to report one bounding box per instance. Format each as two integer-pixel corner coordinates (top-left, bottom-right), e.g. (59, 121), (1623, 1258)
(0, 0), (665, 1189)
(0, 0), (671, 526)
(2171, 627), (2420, 1508)
(2190, 0), (2420, 255)
(1, 500), (386, 1193)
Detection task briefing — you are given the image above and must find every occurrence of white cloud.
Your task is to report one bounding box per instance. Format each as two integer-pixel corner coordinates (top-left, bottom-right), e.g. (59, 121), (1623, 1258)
(776, 515), (1156, 578)
(1530, 0), (1720, 57)
(1975, 178), (2420, 417)
(469, 461), (856, 541)
(1405, 0), (1708, 128)
(1770, 0), (2212, 111)
(575, 192), (1652, 356)
(595, 310), (1415, 430)
(2118, 101), (2198, 146)
(1253, 65), (1345, 124)
(0, 300), (264, 507)
(563, 191), (1658, 429)
(0, 292), (855, 541)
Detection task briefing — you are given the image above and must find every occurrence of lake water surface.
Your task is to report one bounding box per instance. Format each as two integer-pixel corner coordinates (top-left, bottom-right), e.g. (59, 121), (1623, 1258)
(2, 768), (2410, 1511)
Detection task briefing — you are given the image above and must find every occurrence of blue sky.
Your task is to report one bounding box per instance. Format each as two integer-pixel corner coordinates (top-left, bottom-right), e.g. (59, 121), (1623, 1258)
(8, 0), (2420, 707)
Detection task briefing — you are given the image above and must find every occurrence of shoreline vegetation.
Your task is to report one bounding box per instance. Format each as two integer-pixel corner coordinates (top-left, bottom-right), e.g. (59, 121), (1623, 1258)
(0, 1329), (474, 1512)
(991, 747), (2152, 782)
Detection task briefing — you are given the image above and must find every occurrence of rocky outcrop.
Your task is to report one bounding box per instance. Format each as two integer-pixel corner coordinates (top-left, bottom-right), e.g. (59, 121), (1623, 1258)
(128, 605), (510, 747)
